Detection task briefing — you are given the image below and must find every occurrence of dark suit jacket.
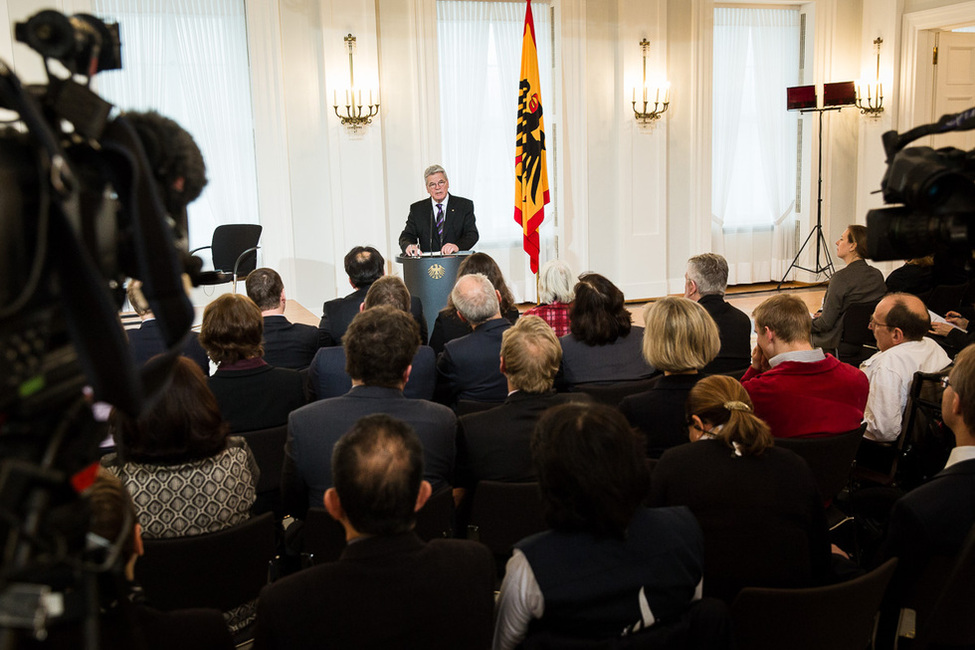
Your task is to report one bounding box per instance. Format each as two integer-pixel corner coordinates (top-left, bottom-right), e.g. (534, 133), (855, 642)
(262, 315), (319, 369)
(307, 345), (437, 400)
(437, 318), (511, 404)
(253, 532), (495, 650)
(456, 391), (589, 489)
(283, 386), (456, 518)
(207, 364), (306, 433)
(429, 307), (520, 356)
(698, 294), (752, 374)
(319, 288), (427, 347)
(398, 194), (478, 253)
(619, 373), (704, 458)
(880, 457), (975, 607)
(649, 441), (830, 603)
(128, 319), (210, 376)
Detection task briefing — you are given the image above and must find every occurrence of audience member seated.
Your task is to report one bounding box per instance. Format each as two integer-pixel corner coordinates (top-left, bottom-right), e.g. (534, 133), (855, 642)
(683, 253), (751, 373)
(283, 306), (455, 519)
(649, 375), (831, 603)
(307, 276), (436, 400)
(429, 252), (519, 355)
(877, 344), (975, 644)
(125, 279), (209, 375)
(861, 293), (951, 442)
(254, 414), (494, 650)
(455, 316), (588, 505)
(885, 256), (935, 295)
(320, 245), (427, 347)
(741, 294), (869, 438)
(523, 259), (574, 337)
(436, 273), (512, 404)
(199, 294), (306, 433)
(102, 357), (259, 633)
(494, 403), (704, 650)
(620, 297), (719, 457)
(810, 224), (887, 351)
(245, 268), (319, 369)
(41, 469), (235, 650)
(558, 273), (655, 385)
(929, 305), (975, 358)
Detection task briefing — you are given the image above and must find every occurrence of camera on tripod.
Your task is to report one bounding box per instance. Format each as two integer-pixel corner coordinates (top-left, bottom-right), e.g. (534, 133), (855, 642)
(867, 107), (975, 264)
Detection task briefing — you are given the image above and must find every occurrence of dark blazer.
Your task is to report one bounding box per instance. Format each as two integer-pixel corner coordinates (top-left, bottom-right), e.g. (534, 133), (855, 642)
(262, 315), (319, 369)
(307, 345), (437, 400)
(282, 386), (456, 518)
(398, 194), (479, 253)
(456, 391), (589, 489)
(319, 288), (427, 347)
(253, 532), (495, 650)
(127, 319), (210, 376)
(207, 364), (306, 433)
(619, 373), (704, 458)
(649, 440), (831, 603)
(559, 327), (655, 386)
(698, 294), (752, 374)
(437, 318), (511, 403)
(880, 457), (975, 605)
(429, 307), (520, 356)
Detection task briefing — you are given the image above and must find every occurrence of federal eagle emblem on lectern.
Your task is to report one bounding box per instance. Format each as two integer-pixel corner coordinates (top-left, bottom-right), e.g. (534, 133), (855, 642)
(428, 264), (446, 280)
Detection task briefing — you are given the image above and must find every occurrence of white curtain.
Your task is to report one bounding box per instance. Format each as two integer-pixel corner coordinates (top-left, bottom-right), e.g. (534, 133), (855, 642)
(712, 7), (799, 284)
(437, 1), (554, 251)
(92, 0), (259, 253)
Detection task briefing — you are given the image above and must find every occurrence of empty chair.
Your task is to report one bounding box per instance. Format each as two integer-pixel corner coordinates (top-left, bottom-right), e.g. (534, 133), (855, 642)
(190, 224), (263, 289)
(731, 558), (898, 650)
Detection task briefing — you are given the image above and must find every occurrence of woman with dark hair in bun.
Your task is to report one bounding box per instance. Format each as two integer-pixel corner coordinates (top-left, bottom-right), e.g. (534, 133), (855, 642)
(649, 375), (831, 603)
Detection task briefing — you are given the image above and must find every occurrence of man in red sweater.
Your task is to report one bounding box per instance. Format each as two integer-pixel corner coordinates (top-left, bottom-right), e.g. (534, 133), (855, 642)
(741, 294), (869, 438)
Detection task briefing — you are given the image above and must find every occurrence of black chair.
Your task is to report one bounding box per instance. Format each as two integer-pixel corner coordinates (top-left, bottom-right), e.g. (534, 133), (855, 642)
(238, 425), (287, 517)
(414, 485), (455, 540)
(467, 481), (546, 577)
(190, 224), (262, 290)
(918, 281), (968, 317)
(836, 302), (878, 367)
(521, 597), (733, 649)
(570, 378), (658, 407)
(897, 366), (955, 490)
(456, 399), (503, 416)
(910, 522), (975, 650)
(135, 512), (275, 613)
(730, 558), (898, 650)
(775, 425), (864, 529)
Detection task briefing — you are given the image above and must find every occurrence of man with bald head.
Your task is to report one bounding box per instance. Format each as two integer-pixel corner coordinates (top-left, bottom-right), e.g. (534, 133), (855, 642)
(860, 293), (951, 441)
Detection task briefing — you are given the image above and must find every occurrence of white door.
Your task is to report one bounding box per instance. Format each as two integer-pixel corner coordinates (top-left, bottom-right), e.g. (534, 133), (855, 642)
(931, 31), (975, 150)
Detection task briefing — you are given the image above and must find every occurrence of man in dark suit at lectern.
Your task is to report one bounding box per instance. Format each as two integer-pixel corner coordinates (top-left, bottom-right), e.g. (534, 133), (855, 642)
(399, 164), (478, 256)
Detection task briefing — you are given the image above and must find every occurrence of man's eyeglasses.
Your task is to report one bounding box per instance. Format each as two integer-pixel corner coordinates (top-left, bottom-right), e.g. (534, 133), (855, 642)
(941, 375), (952, 389)
(426, 180), (447, 189)
(868, 317), (890, 329)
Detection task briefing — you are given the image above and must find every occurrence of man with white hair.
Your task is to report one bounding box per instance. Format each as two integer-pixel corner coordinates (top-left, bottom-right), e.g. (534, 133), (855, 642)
(684, 253), (751, 373)
(436, 273), (511, 403)
(524, 259), (575, 336)
(400, 164), (479, 256)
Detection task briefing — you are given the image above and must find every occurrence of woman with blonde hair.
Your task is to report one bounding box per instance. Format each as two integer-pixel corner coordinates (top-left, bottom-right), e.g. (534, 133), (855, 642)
(649, 375), (830, 602)
(620, 297), (719, 457)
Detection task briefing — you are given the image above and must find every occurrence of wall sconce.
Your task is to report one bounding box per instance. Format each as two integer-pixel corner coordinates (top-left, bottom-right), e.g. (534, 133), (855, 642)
(856, 37), (884, 117)
(632, 38), (670, 129)
(332, 33), (380, 134)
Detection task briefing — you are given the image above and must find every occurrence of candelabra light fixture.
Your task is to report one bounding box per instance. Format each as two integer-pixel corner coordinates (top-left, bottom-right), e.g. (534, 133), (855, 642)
(632, 38), (670, 129)
(856, 37), (884, 117)
(333, 33), (380, 134)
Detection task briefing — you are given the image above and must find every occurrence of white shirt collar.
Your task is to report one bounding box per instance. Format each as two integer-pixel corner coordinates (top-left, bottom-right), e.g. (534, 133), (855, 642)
(431, 194), (450, 211)
(945, 445), (975, 470)
(769, 348), (826, 367)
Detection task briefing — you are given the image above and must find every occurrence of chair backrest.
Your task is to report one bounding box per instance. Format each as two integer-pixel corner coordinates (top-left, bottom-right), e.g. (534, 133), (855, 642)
(571, 378), (658, 407)
(302, 507), (348, 564)
(730, 557), (898, 650)
(455, 399), (503, 416)
(840, 302), (878, 347)
(238, 425), (287, 495)
(896, 366), (954, 489)
(919, 282), (969, 317)
(912, 522), (975, 650)
(135, 512), (275, 612)
(211, 224), (263, 275)
(467, 481), (546, 556)
(414, 485), (455, 540)
(774, 425), (865, 503)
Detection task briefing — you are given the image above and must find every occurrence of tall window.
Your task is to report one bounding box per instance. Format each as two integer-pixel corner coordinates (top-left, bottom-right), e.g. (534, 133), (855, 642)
(712, 7), (799, 231)
(93, 0), (259, 251)
(436, 1), (554, 248)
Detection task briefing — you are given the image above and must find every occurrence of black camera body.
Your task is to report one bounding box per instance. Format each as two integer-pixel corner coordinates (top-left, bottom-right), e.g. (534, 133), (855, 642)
(867, 108), (975, 264)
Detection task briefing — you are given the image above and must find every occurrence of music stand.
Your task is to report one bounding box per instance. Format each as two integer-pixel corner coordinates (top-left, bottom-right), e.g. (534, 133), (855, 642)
(778, 81), (855, 289)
